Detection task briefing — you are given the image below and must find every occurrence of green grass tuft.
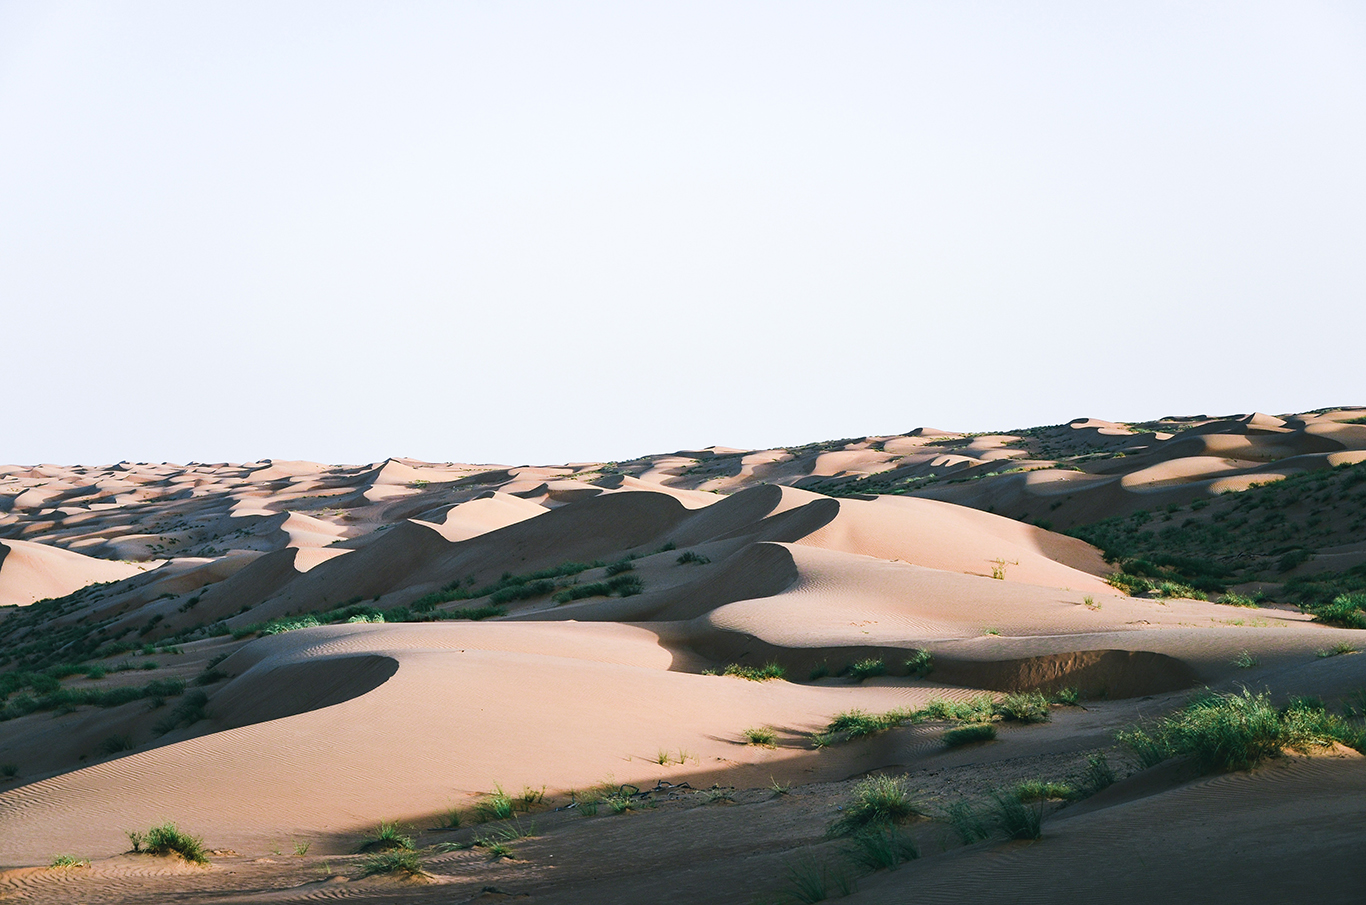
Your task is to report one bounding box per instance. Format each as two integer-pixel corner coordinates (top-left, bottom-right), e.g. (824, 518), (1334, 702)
(359, 850), (422, 877)
(1013, 780), (1074, 802)
(722, 662), (786, 681)
(828, 775), (921, 837)
(359, 821), (414, 853)
(992, 791), (1043, 840)
(1082, 752), (1117, 792)
(49, 854), (89, 868)
(743, 726), (777, 747)
(846, 658), (887, 681)
(944, 723), (997, 747)
(848, 825), (919, 870)
(142, 822), (208, 864)
(995, 691), (1051, 723)
(904, 649), (934, 678)
(1118, 688), (1366, 774)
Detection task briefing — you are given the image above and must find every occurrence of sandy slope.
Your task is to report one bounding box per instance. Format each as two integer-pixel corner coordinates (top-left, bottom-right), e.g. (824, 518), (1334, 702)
(1, 408), (1365, 903)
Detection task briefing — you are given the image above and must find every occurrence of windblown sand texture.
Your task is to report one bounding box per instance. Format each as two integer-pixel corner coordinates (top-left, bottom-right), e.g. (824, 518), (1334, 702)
(2, 408), (1365, 903)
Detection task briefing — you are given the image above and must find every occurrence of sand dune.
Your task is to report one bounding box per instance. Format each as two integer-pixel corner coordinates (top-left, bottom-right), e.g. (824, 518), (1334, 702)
(0, 540), (143, 607)
(2, 407), (1365, 903)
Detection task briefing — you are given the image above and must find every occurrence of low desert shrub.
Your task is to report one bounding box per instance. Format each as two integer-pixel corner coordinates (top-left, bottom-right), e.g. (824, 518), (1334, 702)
(943, 799), (991, 843)
(98, 734), (135, 755)
(1318, 641), (1357, 658)
(359, 850), (422, 877)
(142, 822), (208, 864)
(473, 786), (516, 823)
(743, 726), (777, 747)
(904, 649), (934, 678)
(49, 854), (89, 868)
(828, 775), (921, 837)
(1118, 689), (1366, 775)
(1050, 686), (1080, 705)
(991, 791), (1043, 840)
(1309, 593), (1366, 629)
(848, 825), (918, 870)
(1013, 780), (1074, 802)
(359, 821), (414, 853)
(723, 662), (785, 681)
(922, 694), (996, 723)
(1082, 752), (1117, 792)
(944, 724), (997, 747)
(847, 658), (887, 682)
(676, 551), (711, 565)
(995, 692), (1051, 724)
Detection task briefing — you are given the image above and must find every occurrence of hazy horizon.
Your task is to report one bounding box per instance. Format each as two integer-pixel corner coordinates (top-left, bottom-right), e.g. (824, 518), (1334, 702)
(3, 2), (1363, 465)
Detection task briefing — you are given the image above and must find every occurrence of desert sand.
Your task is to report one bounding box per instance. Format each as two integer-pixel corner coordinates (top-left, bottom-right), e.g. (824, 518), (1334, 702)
(1, 409), (1365, 903)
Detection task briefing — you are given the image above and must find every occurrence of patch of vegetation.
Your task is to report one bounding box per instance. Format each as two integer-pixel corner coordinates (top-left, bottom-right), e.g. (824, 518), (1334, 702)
(676, 551), (711, 565)
(846, 658), (887, 681)
(99, 734), (135, 755)
(49, 854), (90, 868)
(944, 723), (997, 747)
(1, 676), (186, 721)
(828, 775), (922, 837)
(140, 822), (208, 864)
(1050, 687), (1080, 705)
(722, 662), (786, 681)
(1116, 689), (1366, 775)
(359, 821), (414, 852)
(904, 649), (933, 678)
(552, 573), (644, 604)
(995, 691), (1051, 723)
(153, 689), (209, 735)
(1318, 641), (1357, 658)
(743, 726), (778, 747)
(848, 825), (918, 870)
(991, 791), (1043, 840)
(1069, 460), (1366, 614)
(1013, 780), (1074, 802)
(943, 799), (991, 843)
(473, 786), (516, 823)
(1082, 752), (1117, 792)
(359, 850), (422, 877)
(1309, 593), (1366, 629)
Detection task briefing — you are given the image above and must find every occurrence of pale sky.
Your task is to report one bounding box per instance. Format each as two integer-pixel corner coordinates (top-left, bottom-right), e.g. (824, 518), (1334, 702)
(3, 2), (1363, 466)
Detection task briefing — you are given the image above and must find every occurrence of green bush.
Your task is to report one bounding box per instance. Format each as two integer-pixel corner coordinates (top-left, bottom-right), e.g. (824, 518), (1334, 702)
(995, 692), (1051, 724)
(359, 850), (422, 877)
(904, 649), (934, 678)
(828, 775), (921, 836)
(1117, 689), (1365, 774)
(743, 726), (777, 747)
(848, 825), (918, 870)
(1013, 780), (1073, 802)
(1309, 594), (1366, 629)
(722, 662), (785, 681)
(142, 822), (208, 864)
(847, 659), (887, 682)
(359, 821), (414, 852)
(991, 792), (1043, 840)
(944, 724), (997, 747)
